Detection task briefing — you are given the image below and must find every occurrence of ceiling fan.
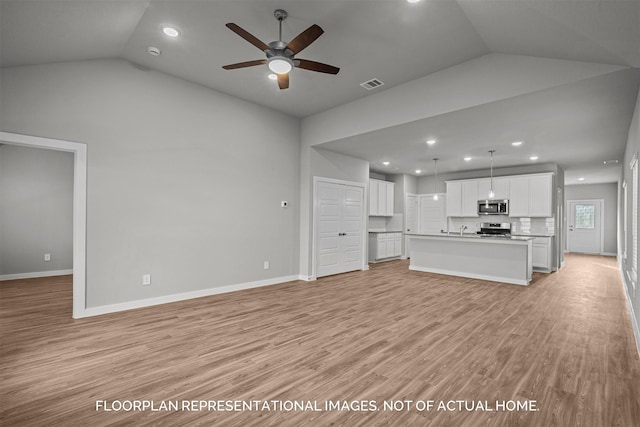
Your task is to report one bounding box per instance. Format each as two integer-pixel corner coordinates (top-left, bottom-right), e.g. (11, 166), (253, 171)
(222, 9), (340, 90)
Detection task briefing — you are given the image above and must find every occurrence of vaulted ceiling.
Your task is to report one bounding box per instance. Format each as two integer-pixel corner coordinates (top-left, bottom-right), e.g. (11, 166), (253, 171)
(1, 0), (639, 184)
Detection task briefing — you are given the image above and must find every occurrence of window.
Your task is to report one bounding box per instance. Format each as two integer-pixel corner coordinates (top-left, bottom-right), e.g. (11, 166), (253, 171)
(632, 154), (638, 283)
(623, 181), (628, 260)
(575, 204), (595, 229)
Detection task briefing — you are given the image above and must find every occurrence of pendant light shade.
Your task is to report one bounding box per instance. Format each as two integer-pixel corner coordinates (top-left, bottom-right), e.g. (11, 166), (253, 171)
(488, 150), (495, 199)
(433, 158), (439, 200)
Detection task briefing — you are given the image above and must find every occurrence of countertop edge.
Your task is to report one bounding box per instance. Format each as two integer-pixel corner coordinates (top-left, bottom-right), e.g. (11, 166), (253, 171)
(407, 233), (534, 243)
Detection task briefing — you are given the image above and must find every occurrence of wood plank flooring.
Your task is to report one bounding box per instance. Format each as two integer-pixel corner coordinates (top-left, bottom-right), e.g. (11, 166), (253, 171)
(1, 254), (639, 426)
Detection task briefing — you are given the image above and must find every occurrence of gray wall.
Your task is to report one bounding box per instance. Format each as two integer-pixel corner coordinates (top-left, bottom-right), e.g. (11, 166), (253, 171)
(0, 59), (301, 308)
(0, 145), (73, 275)
(565, 183), (618, 255)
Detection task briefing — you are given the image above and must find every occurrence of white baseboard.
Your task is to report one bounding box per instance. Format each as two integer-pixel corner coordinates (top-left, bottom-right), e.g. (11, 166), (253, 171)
(601, 252), (617, 257)
(76, 274), (301, 319)
(0, 269), (73, 281)
(619, 268), (640, 357)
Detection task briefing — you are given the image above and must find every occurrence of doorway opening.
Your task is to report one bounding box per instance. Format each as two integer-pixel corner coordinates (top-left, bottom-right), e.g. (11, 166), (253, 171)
(0, 132), (87, 318)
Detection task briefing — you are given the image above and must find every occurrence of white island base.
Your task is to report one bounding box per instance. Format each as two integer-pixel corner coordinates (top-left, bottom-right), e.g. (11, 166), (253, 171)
(408, 234), (533, 286)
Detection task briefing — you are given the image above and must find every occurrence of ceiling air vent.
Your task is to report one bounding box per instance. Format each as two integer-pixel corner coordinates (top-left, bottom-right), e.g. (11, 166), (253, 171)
(360, 78), (384, 90)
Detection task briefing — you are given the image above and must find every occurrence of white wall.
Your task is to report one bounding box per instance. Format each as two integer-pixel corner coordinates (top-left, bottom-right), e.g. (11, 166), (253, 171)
(565, 183), (618, 255)
(620, 85), (640, 353)
(0, 59), (301, 308)
(0, 144), (73, 276)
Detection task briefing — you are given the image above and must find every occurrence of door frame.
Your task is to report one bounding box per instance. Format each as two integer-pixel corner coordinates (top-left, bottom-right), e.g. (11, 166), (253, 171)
(0, 131), (87, 319)
(311, 176), (367, 280)
(566, 198), (604, 255)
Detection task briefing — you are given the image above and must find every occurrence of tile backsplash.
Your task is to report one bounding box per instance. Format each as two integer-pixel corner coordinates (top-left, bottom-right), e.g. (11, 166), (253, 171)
(448, 215), (555, 235)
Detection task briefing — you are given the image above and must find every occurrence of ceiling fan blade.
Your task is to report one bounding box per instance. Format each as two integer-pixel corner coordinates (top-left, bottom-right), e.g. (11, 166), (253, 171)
(286, 24), (324, 55)
(226, 23), (270, 52)
(222, 59), (267, 70)
(296, 59), (340, 75)
(277, 73), (289, 90)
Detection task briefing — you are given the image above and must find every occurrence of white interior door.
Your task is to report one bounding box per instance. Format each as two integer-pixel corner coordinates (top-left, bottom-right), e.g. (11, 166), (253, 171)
(341, 185), (364, 272)
(406, 194), (418, 233)
(567, 200), (602, 254)
(316, 181), (364, 278)
(419, 194), (447, 234)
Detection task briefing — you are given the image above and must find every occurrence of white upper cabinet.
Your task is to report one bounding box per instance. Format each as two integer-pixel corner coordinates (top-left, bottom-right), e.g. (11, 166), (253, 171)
(447, 173), (553, 218)
(446, 181), (462, 217)
(509, 173), (553, 217)
(527, 174), (553, 217)
(478, 177), (510, 200)
(461, 180), (479, 217)
(369, 179), (379, 215)
(369, 179), (394, 216)
(446, 180), (478, 217)
(508, 176), (530, 217)
(385, 181), (394, 216)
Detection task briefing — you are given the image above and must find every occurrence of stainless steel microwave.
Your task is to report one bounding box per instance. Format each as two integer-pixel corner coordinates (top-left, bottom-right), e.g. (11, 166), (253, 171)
(478, 199), (509, 215)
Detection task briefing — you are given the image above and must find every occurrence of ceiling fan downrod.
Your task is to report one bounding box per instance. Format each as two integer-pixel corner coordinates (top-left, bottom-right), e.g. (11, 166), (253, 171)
(274, 9), (288, 42)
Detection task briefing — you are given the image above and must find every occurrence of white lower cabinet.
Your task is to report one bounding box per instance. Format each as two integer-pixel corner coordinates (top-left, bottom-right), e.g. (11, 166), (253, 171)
(532, 237), (552, 271)
(368, 232), (402, 262)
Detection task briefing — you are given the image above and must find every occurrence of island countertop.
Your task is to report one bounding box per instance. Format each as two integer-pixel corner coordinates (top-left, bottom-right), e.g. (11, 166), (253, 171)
(408, 234), (533, 285)
(405, 232), (534, 243)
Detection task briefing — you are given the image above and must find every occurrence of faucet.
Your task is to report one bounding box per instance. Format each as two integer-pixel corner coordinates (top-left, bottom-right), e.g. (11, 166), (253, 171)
(460, 225), (468, 236)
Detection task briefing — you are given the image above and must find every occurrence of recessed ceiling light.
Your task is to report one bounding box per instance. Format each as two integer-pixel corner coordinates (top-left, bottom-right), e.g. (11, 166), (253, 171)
(382, 161), (390, 166)
(147, 46), (161, 56)
(512, 141), (523, 146)
(426, 139), (436, 145)
(578, 177), (585, 181)
(415, 169), (422, 174)
(162, 26), (180, 38)
(268, 73), (278, 80)
(464, 157), (472, 161)
(529, 156), (539, 161)
(407, 0), (422, 3)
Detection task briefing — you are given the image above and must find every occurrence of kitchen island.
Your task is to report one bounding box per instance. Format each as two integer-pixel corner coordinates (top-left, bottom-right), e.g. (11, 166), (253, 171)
(408, 233), (534, 286)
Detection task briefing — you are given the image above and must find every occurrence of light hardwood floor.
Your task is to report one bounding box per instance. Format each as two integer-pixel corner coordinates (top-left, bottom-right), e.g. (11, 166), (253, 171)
(1, 254), (639, 426)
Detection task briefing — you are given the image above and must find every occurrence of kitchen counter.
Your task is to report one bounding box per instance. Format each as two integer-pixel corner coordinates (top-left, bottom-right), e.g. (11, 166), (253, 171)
(512, 233), (555, 238)
(369, 230), (403, 234)
(408, 234), (533, 286)
(407, 232), (534, 242)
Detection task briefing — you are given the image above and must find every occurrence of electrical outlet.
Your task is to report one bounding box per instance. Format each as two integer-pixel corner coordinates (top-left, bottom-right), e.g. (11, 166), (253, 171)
(44, 253), (51, 262)
(142, 274), (151, 286)
(263, 261), (270, 270)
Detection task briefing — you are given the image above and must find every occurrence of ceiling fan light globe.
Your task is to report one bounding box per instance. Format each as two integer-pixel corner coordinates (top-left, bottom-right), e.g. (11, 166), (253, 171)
(267, 57), (293, 74)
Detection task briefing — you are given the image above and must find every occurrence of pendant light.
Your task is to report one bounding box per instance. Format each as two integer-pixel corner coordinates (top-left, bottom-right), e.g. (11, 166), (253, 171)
(432, 158), (439, 200)
(488, 149), (495, 199)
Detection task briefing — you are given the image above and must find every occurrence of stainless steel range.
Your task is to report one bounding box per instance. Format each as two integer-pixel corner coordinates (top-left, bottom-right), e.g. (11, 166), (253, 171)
(477, 222), (512, 237)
